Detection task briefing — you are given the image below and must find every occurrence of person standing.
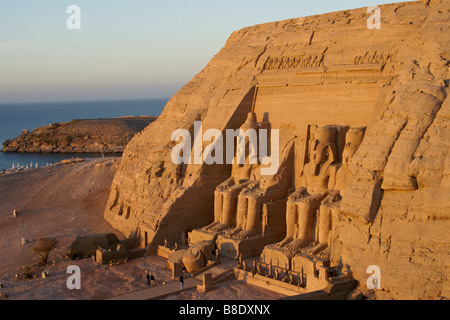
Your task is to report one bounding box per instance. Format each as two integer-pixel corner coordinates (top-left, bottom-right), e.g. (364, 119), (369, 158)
(150, 274), (155, 286)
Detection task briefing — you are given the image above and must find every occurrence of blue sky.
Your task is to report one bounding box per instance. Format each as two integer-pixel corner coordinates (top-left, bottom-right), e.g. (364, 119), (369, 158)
(0, 0), (414, 103)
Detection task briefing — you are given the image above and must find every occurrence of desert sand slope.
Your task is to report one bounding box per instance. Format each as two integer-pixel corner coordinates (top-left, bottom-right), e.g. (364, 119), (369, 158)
(0, 159), (284, 300)
(0, 158), (124, 277)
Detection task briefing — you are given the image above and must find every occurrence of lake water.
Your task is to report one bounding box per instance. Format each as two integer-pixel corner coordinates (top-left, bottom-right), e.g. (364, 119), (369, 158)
(0, 98), (168, 171)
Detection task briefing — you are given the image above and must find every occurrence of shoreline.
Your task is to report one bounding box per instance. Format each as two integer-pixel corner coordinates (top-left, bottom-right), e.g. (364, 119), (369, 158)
(2, 116), (157, 154)
(0, 153), (123, 173)
(0, 157), (87, 175)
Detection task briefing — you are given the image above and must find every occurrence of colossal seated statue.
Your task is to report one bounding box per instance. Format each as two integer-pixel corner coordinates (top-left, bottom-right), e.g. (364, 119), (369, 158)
(276, 126), (340, 250)
(203, 112), (260, 233)
(306, 127), (366, 258)
(258, 126), (367, 282)
(225, 142), (294, 240)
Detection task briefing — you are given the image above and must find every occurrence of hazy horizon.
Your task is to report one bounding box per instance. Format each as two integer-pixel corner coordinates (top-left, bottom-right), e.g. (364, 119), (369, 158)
(0, 0), (415, 104)
(0, 96), (169, 106)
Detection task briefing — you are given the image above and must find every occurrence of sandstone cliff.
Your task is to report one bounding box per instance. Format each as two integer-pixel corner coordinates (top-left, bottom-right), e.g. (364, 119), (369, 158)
(104, 0), (449, 299)
(2, 117), (157, 153)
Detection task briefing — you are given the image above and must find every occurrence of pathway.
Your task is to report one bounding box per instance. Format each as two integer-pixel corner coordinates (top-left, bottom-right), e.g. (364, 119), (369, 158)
(107, 278), (202, 300)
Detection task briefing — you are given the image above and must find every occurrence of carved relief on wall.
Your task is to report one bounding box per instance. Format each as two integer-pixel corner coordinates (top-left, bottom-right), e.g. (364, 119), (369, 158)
(263, 54), (325, 71)
(353, 51), (396, 65)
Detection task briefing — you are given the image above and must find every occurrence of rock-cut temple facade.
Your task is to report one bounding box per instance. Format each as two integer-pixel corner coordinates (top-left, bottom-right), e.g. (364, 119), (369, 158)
(104, 1), (450, 300)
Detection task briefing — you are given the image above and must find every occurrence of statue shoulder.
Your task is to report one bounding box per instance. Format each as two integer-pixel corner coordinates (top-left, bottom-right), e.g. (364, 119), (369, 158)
(303, 161), (314, 172)
(330, 163), (341, 173)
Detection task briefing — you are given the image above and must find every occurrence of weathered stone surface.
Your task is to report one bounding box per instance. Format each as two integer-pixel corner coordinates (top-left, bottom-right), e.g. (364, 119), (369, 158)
(105, 1), (450, 299)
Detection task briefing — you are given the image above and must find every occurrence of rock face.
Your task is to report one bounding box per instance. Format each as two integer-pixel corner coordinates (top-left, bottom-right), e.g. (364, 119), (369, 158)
(2, 117), (157, 153)
(104, 1), (450, 299)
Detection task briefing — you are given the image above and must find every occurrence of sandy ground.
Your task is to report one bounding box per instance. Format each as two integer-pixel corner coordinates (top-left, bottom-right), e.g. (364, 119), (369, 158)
(0, 157), (285, 300)
(0, 158), (123, 277)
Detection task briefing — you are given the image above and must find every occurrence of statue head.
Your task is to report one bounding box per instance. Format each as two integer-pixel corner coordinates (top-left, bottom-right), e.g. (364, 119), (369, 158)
(310, 126), (338, 166)
(230, 112), (259, 170)
(342, 127), (366, 165)
(240, 112), (258, 131)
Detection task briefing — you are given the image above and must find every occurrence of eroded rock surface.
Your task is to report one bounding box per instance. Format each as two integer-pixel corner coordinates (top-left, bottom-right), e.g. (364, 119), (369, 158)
(105, 1), (450, 299)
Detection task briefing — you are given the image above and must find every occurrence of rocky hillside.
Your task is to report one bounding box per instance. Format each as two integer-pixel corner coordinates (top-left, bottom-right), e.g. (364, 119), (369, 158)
(104, 0), (449, 300)
(2, 117), (157, 153)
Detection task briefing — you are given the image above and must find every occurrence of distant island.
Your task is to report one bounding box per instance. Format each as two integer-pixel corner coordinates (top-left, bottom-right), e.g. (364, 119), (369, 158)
(2, 116), (157, 153)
